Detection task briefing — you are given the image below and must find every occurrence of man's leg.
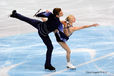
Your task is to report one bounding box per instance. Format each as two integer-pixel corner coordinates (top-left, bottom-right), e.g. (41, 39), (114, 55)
(10, 10), (40, 29)
(39, 33), (55, 70)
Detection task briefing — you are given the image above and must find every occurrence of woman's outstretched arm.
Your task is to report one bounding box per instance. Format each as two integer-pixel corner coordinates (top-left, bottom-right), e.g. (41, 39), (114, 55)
(72, 24), (99, 31)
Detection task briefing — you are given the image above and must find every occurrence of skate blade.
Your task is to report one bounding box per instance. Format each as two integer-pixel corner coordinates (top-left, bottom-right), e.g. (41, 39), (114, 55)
(33, 9), (42, 17)
(45, 69), (56, 72)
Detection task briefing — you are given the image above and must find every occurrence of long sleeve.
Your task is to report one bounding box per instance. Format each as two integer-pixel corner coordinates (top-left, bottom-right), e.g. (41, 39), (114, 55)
(35, 12), (52, 18)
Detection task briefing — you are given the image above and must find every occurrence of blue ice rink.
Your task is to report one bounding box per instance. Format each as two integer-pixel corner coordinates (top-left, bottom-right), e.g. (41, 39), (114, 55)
(0, 26), (114, 76)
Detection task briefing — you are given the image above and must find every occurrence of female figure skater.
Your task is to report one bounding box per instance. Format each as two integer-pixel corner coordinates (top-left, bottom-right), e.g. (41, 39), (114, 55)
(57, 15), (98, 69)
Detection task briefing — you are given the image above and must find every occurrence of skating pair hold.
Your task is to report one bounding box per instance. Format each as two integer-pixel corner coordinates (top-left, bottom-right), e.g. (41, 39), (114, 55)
(10, 10), (76, 71)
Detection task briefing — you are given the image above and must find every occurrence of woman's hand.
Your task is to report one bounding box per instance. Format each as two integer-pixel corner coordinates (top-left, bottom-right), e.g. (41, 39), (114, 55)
(41, 18), (47, 22)
(91, 24), (99, 27)
(45, 10), (50, 13)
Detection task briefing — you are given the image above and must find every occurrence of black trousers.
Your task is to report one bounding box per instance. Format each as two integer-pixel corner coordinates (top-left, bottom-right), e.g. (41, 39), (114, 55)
(14, 13), (53, 66)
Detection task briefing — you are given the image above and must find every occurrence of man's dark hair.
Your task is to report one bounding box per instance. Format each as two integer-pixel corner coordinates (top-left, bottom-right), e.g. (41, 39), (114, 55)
(53, 8), (61, 15)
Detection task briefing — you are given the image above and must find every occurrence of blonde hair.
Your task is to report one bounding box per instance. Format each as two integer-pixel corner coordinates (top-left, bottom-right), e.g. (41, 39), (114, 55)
(65, 15), (74, 22)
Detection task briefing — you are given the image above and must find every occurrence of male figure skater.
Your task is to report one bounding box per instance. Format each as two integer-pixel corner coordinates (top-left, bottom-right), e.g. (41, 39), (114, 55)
(10, 8), (64, 71)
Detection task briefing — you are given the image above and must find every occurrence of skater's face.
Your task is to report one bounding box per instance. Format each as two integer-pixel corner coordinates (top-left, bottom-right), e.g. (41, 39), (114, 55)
(67, 15), (76, 23)
(71, 16), (76, 23)
(59, 11), (63, 17)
